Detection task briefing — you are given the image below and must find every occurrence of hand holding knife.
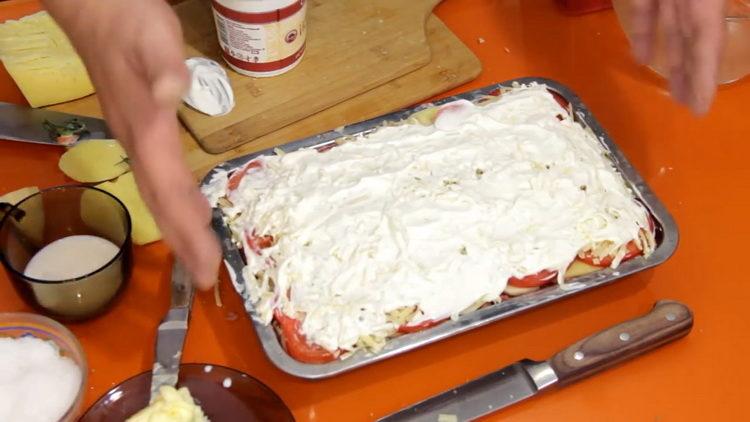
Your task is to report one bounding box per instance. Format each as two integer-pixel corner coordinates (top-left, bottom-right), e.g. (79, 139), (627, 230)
(380, 300), (693, 421)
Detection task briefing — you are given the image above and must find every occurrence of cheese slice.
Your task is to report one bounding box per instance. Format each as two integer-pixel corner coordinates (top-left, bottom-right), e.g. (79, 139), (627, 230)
(0, 11), (94, 107)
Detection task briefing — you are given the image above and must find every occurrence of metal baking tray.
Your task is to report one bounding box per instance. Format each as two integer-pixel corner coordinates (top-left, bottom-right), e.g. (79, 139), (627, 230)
(203, 77), (679, 379)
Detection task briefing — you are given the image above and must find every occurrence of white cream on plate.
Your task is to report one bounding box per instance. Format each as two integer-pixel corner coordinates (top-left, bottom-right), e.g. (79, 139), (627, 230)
(183, 57), (234, 116)
(204, 83), (651, 353)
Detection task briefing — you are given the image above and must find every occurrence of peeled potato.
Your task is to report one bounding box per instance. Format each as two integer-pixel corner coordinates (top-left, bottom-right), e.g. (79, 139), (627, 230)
(407, 107), (439, 126)
(0, 186), (40, 207)
(80, 188), (129, 244)
(97, 173), (161, 245)
(59, 139), (130, 183)
(0, 186), (44, 246)
(564, 259), (602, 278)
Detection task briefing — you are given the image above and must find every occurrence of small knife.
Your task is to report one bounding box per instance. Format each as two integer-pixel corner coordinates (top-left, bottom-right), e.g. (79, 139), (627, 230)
(0, 102), (112, 146)
(150, 260), (194, 402)
(379, 300), (693, 422)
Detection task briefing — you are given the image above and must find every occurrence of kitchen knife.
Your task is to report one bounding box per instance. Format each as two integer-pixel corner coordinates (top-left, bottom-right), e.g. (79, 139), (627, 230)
(150, 260), (194, 402)
(379, 300), (693, 422)
(0, 102), (112, 146)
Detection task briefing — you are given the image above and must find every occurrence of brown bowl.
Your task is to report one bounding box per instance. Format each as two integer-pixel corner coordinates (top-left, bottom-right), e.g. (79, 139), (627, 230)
(0, 185), (132, 321)
(80, 364), (295, 422)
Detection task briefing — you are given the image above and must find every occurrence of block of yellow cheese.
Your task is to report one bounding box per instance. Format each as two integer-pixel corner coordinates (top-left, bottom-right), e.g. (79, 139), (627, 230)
(0, 11), (94, 107)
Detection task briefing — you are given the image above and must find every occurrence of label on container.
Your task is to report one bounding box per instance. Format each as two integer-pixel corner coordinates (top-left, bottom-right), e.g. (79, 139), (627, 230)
(211, 0), (307, 75)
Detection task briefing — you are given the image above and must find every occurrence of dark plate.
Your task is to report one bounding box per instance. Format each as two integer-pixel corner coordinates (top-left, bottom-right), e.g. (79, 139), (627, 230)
(79, 364), (294, 421)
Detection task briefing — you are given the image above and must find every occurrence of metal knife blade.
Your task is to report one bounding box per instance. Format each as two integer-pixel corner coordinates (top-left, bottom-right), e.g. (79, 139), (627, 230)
(150, 260), (194, 402)
(379, 300), (694, 422)
(379, 360), (555, 422)
(0, 102), (112, 146)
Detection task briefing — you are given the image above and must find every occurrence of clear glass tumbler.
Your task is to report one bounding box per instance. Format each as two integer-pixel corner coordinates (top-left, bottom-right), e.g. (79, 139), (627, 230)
(613, 0), (750, 84)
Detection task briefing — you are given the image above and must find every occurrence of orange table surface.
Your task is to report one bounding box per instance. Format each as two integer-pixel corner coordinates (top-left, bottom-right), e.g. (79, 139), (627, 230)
(1, 1), (749, 421)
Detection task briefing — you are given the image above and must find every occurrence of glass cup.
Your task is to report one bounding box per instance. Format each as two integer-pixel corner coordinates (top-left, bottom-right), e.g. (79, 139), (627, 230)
(0, 185), (132, 321)
(613, 0), (750, 84)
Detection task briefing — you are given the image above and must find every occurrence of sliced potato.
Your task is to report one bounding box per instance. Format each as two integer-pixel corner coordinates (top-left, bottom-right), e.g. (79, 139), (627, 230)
(407, 107), (439, 126)
(59, 139), (130, 183)
(0, 186), (40, 206)
(80, 188), (129, 245)
(504, 284), (540, 297)
(97, 173), (161, 245)
(0, 186), (43, 246)
(564, 259), (601, 278)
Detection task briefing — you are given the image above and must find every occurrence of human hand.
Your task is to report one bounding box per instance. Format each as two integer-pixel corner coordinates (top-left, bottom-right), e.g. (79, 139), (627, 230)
(44, 0), (221, 289)
(627, 0), (726, 115)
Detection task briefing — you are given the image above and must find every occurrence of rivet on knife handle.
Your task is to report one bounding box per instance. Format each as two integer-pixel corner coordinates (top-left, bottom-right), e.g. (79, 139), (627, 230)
(549, 300), (693, 386)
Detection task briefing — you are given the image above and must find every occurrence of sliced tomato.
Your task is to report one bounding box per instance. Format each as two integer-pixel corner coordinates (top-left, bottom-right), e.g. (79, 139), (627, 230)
(550, 90), (570, 109)
(647, 213), (656, 233)
(578, 213), (656, 268)
(56, 134), (79, 146)
(315, 143), (337, 153)
(245, 231), (274, 256)
(398, 318), (447, 334)
(227, 160), (263, 192)
(578, 240), (642, 268)
(273, 310), (337, 364)
(508, 269), (558, 288)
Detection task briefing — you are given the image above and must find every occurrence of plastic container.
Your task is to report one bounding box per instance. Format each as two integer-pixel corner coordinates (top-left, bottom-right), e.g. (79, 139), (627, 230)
(0, 312), (88, 421)
(211, 0), (307, 77)
(613, 0), (750, 84)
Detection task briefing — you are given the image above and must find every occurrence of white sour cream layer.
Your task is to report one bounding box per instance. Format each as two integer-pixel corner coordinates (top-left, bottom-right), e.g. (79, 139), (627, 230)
(205, 84), (650, 352)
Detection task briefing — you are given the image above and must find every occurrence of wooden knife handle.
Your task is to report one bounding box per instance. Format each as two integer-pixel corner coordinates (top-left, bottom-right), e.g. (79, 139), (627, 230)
(550, 300), (693, 385)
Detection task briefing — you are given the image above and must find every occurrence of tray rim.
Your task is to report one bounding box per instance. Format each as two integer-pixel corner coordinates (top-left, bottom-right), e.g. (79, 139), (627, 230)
(203, 76), (679, 379)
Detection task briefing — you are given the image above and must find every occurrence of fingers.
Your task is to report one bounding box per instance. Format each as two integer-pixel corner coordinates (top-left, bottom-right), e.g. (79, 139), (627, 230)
(626, 0), (725, 115)
(46, 0), (221, 289)
(129, 108), (221, 290)
(137, 3), (190, 108)
(629, 0), (658, 64)
(126, 4), (220, 288)
(658, 0), (689, 105)
(683, 0), (725, 115)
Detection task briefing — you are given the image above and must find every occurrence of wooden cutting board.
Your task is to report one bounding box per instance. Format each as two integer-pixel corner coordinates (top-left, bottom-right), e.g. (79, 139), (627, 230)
(48, 13), (482, 178)
(50, 14), (481, 177)
(177, 0), (442, 153)
(184, 15), (481, 177)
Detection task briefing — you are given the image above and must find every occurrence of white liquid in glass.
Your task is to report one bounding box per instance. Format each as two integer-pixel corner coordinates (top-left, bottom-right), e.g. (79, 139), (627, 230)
(24, 235), (120, 281)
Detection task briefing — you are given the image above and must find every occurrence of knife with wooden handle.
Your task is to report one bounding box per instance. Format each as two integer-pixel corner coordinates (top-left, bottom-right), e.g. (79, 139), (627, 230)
(379, 300), (693, 421)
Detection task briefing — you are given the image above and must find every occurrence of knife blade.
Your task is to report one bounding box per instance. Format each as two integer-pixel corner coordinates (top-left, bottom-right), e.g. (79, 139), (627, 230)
(379, 300), (693, 422)
(150, 260), (194, 402)
(0, 102), (112, 146)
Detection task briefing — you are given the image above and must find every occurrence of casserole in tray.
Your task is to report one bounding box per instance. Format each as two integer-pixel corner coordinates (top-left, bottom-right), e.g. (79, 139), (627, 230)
(202, 77), (678, 379)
